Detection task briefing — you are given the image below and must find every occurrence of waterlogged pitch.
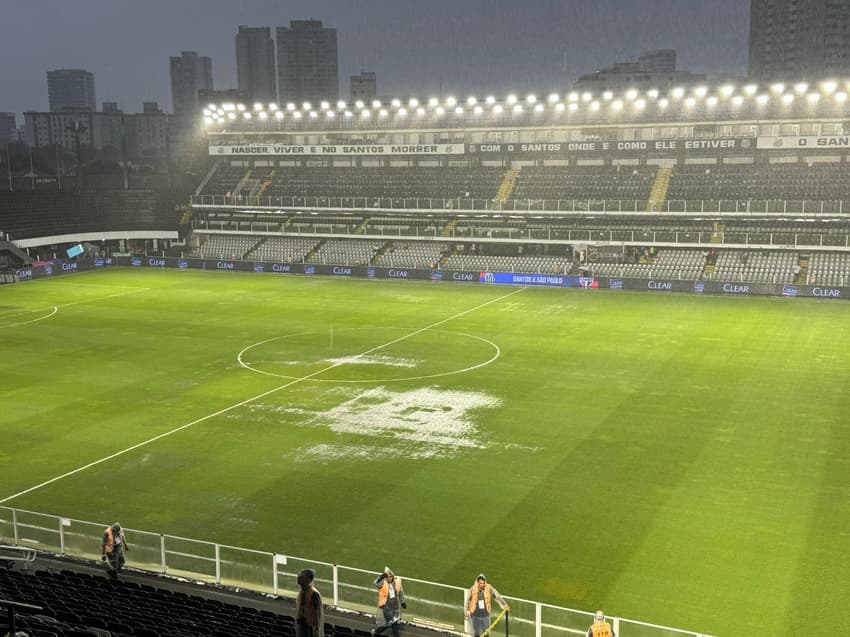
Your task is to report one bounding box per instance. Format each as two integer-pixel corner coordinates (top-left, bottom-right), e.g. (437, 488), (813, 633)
(2, 268), (849, 636)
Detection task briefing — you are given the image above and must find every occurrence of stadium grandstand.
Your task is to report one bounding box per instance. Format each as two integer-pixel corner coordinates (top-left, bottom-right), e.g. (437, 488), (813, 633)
(4, 77), (850, 637)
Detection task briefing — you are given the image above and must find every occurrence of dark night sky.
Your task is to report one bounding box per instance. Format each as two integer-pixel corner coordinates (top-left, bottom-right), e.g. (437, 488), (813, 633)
(1, 0), (750, 118)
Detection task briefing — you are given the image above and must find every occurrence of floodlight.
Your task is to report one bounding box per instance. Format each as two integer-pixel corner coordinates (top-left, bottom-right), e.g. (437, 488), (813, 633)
(568, 102), (579, 112)
(822, 81), (838, 94)
(453, 106), (463, 115)
(794, 82), (808, 94)
(493, 104), (504, 114)
(409, 98), (419, 107)
(782, 93), (794, 104)
(428, 97), (439, 107)
(203, 117), (213, 125)
(243, 112), (252, 119)
(379, 108), (388, 117)
(344, 110), (353, 118)
(634, 98), (646, 109)
(526, 94), (537, 103)
(671, 87), (685, 99)
(568, 92), (579, 101)
(548, 93), (559, 103)
(361, 109), (371, 118)
(435, 106), (445, 115)
(446, 96), (457, 107)
(355, 100), (365, 108)
(391, 98), (401, 108)
(274, 111), (283, 119)
(732, 95), (744, 106)
(513, 104), (523, 113)
(207, 103), (217, 111)
(807, 92), (820, 103)
(625, 89), (638, 100)
(507, 94), (518, 104)
(258, 111), (268, 119)
(770, 83), (785, 94)
(485, 95), (496, 104)
(269, 103), (278, 111)
(202, 109), (211, 116)
(237, 103), (247, 111)
(590, 101), (600, 111)
(744, 84), (758, 95)
(533, 103), (544, 112)
(320, 101), (330, 110)
(293, 111), (302, 119)
(308, 110), (317, 118)
(554, 102), (565, 112)
(612, 100), (623, 111)
(416, 106), (426, 116)
(372, 99), (382, 108)
(836, 91), (848, 103)
(647, 89), (659, 99)
(302, 102), (312, 110)
(326, 110), (335, 119)
(467, 96), (477, 105)
(337, 100), (347, 109)
(706, 96), (718, 107)
(581, 92), (592, 102)
(685, 97), (696, 108)
(228, 112), (237, 120)
(286, 103), (296, 111)
(756, 94), (769, 105)
(222, 103), (236, 111)
(658, 98), (669, 109)
(253, 102), (263, 111)
(602, 90), (613, 101)
(720, 84), (735, 97)
(398, 107), (408, 117)
(694, 86), (708, 98)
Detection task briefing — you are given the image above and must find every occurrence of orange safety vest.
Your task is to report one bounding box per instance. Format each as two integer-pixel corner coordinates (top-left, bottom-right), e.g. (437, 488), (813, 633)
(468, 584), (492, 614)
(103, 527), (120, 554)
(590, 621), (613, 637)
(378, 578), (403, 607)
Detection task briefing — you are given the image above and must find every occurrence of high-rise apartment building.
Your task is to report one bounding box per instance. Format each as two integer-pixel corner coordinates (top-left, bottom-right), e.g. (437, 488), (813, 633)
(235, 26), (276, 103)
(276, 20), (339, 104)
(0, 113), (16, 147)
(573, 49), (704, 92)
(170, 51), (214, 116)
(47, 69), (96, 112)
(350, 72), (377, 103)
(749, 0), (850, 81)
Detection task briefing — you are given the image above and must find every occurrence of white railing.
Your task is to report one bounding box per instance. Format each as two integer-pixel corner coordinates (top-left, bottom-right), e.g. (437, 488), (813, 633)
(0, 506), (716, 637)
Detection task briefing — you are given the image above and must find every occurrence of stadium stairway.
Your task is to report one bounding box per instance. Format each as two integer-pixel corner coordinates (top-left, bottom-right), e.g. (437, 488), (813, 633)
(796, 254), (810, 283)
(304, 240), (325, 261)
(710, 222), (725, 243)
(244, 237), (269, 261)
(233, 170), (253, 197)
(646, 167), (672, 211)
(494, 169), (520, 206)
(256, 170), (276, 198)
(440, 219), (459, 237)
(354, 219), (369, 235)
(370, 241), (393, 264)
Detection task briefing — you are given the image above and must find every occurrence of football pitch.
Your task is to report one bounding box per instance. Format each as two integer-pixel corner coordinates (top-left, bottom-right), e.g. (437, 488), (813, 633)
(2, 268), (849, 636)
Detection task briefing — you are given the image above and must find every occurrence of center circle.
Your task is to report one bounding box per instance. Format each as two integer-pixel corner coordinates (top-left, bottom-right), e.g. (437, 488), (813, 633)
(237, 327), (500, 383)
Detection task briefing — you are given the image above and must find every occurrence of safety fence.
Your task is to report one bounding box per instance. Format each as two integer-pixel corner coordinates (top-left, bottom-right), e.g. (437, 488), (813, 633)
(0, 506), (715, 637)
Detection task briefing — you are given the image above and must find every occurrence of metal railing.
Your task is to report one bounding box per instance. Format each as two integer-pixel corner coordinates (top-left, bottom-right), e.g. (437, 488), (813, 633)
(190, 194), (850, 217)
(0, 506), (715, 637)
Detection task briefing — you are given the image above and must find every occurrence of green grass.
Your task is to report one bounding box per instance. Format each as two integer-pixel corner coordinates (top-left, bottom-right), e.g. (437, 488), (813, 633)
(2, 268), (849, 636)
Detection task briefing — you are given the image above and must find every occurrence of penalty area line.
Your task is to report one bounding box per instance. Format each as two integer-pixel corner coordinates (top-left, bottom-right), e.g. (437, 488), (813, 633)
(0, 286), (526, 505)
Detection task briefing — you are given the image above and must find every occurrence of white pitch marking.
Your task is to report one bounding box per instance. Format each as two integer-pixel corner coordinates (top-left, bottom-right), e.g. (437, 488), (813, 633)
(0, 306), (59, 328)
(0, 287), (150, 328)
(0, 286), (526, 504)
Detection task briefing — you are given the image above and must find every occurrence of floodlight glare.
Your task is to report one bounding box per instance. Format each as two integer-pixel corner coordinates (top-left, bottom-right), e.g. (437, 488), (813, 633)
(378, 108), (388, 117)
(355, 100), (365, 108)
(568, 102), (579, 112)
(485, 95), (496, 104)
(534, 103), (544, 112)
(493, 104), (504, 114)
(671, 87), (685, 99)
(222, 103), (236, 111)
(822, 81), (838, 94)
(361, 109), (371, 118)
(568, 92), (579, 102)
(634, 98), (646, 109)
(782, 93), (794, 104)
(344, 110), (353, 118)
(320, 101), (330, 110)
(258, 111), (268, 119)
(744, 84), (758, 95)
(807, 92), (820, 103)
(685, 97), (696, 108)
(526, 94), (537, 103)
(794, 82), (808, 94)
(337, 100), (347, 109)
(391, 98), (401, 108)
(428, 97), (439, 107)
(836, 91), (848, 103)
(506, 94), (518, 104)
(253, 102), (263, 111)
(416, 106), (426, 116)
(326, 110), (335, 118)
(612, 100), (623, 111)
(372, 99), (382, 108)
(237, 103), (246, 111)
(756, 94), (769, 105)
(706, 96), (718, 107)
(771, 83), (785, 94)
(203, 117), (213, 125)
(555, 102), (565, 112)
(202, 109), (211, 116)
(590, 101), (600, 111)
(512, 104), (523, 113)
(269, 103), (278, 111)
(602, 90), (613, 101)
(647, 89), (659, 99)
(409, 98), (419, 107)
(473, 105), (483, 114)
(658, 98), (669, 109)
(228, 112), (237, 120)
(207, 103), (217, 111)
(467, 96), (477, 105)
(732, 95), (744, 106)
(581, 92), (592, 102)
(397, 107), (407, 117)
(286, 103), (296, 111)
(293, 111), (302, 119)
(435, 106), (445, 115)
(308, 111), (317, 118)
(454, 106), (464, 115)
(693, 86), (708, 98)
(243, 112), (252, 119)
(274, 111), (283, 119)
(548, 93), (559, 103)
(446, 96), (457, 107)
(302, 102), (312, 110)
(720, 84), (735, 97)
(626, 89), (638, 100)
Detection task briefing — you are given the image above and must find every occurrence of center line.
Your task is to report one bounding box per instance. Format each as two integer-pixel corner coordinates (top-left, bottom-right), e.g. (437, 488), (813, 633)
(0, 286), (526, 504)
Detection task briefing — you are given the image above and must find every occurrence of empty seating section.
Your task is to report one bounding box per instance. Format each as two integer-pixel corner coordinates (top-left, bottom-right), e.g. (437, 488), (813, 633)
(252, 237), (320, 262)
(712, 251), (798, 283)
(0, 566), (318, 637)
(511, 166), (656, 202)
(667, 164), (850, 202)
(196, 234), (258, 259)
(441, 252), (571, 274)
(587, 250), (706, 279)
(307, 239), (382, 265)
(378, 241), (449, 268)
(808, 253), (850, 286)
(200, 165), (504, 203)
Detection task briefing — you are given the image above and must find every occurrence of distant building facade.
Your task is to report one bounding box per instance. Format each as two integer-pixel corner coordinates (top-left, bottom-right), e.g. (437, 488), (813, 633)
(574, 49), (706, 92)
(276, 20), (339, 104)
(236, 26), (276, 103)
(350, 72), (377, 103)
(47, 69), (96, 112)
(24, 104), (169, 158)
(749, 0), (850, 81)
(170, 51), (214, 116)
(0, 112), (16, 147)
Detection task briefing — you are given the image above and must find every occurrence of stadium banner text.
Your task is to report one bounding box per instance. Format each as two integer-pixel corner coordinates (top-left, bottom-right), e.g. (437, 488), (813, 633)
(468, 137), (755, 156)
(110, 256), (848, 300)
(757, 135), (850, 150)
(210, 143), (464, 156)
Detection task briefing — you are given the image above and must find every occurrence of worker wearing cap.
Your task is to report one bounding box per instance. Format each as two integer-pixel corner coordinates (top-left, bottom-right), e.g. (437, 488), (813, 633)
(464, 574), (509, 637)
(373, 567), (406, 637)
(587, 610), (615, 637)
(101, 522), (129, 580)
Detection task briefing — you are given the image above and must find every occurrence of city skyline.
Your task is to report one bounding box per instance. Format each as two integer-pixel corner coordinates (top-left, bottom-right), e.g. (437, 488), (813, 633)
(2, 0), (750, 117)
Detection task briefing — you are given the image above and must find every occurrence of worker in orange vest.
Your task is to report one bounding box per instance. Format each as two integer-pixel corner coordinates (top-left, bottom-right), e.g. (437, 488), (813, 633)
(101, 522), (129, 580)
(373, 567), (406, 637)
(587, 610), (616, 637)
(295, 569), (324, 637)
(464, 574), (509, 637)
